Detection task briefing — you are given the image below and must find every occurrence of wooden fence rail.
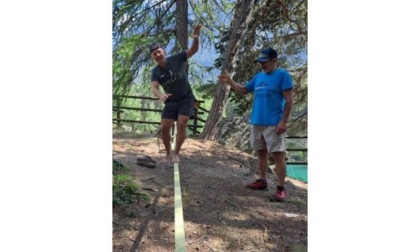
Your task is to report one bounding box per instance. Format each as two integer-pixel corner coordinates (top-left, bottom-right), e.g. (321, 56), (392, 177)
(113, 95), (307, 164)
(285, 136), (307, 165)
(113, 95), (207, 135)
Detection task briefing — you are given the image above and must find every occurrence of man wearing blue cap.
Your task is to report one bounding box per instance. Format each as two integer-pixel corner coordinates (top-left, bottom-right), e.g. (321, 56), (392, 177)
(218, 47), (293, 202)
(150, 24), (202, 164)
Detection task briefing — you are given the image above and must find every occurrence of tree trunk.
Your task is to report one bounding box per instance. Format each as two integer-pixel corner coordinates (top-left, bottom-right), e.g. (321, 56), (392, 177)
(175, 0), (189, 73)
(200, 0), (256, 140)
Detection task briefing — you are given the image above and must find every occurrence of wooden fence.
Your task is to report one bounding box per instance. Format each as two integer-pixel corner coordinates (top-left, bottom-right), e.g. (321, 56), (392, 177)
(284, 136), (307, 165)
(112, 95), (208, 135)
(113, 95), (306, 164)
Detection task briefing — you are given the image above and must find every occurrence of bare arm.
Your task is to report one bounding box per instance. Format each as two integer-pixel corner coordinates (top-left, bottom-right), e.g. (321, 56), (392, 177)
(217, 73), (248, 95)
(186, 24), (202, 58)
(151, 81), (172, 102)
(276, 89), (293, 135)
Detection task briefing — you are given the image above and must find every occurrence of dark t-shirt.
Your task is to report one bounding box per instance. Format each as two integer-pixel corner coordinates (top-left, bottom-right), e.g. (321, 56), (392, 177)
(151, 51), (193, 102)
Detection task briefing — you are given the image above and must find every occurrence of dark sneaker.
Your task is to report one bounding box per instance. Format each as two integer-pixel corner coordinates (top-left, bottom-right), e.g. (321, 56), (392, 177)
(137, 155), (156, 164)
(246, 179), (268, 190)
(274, 186), (287, 202)
(136, 159), (156, 169)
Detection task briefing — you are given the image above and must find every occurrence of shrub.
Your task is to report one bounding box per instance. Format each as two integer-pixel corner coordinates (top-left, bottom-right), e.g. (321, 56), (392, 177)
(113, 174), (149, 208)
(113, 159), (129, 175)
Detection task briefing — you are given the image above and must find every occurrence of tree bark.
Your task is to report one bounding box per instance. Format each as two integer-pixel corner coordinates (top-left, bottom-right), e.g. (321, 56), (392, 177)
(175, 0), (189, 73)
(200, 0), (256, 140)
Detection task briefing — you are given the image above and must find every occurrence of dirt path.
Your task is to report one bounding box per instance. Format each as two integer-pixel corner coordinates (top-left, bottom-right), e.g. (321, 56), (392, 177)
(113, 133), (307, 252)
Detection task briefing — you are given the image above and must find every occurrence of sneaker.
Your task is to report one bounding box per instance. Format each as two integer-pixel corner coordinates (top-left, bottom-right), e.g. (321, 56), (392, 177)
(137, 159), (156, 168)
(137, 155), (156, 164)
(246, 179), (267, 190)
(274, 186), (287, 202)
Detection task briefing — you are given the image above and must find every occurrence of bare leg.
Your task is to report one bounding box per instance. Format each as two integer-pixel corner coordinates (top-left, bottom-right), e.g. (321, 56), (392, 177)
(173, 115), (189, 163)
(161, 119), (174, 163)
(271, 152), (286, 187)
(257, 149), (268, 179)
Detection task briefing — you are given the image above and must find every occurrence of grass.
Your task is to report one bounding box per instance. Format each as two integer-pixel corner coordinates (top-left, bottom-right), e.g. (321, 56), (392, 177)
(112, 161), (149, 208)
(113, 129), (144, 139)
(113, 159), (129, 174)
(291, 244), (307, 252)
(288, 196), (306, 206)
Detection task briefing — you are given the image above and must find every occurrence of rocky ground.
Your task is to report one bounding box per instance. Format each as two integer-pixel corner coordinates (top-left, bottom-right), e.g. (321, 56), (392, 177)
(113, 132), (307, 252)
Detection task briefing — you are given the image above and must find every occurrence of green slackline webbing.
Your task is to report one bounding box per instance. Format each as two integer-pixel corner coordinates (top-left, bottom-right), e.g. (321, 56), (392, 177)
(174, 162), (186, 252)
(171, 126), (186, 252)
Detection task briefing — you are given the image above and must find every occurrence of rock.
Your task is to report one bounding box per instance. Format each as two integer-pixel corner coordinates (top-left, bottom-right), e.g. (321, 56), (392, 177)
(215, 115), (252, 153)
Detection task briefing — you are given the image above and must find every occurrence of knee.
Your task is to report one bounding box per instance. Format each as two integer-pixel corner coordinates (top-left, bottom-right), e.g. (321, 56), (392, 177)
(257, 149), (268, 158)
(271, 152), (285, 161)
(177, 119), (188, 128)
(161, 124), (172, 132)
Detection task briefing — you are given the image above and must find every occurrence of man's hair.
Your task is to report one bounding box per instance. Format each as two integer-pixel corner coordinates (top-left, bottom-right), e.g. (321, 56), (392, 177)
(149, 42), (163, 54)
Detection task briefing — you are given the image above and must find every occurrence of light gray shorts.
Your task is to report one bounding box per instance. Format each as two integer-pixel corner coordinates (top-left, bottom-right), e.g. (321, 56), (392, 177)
(250, 125), (286, 153)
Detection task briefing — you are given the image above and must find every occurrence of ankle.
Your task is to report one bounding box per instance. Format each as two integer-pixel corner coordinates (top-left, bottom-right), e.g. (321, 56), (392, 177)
(277, 185), (285, 191)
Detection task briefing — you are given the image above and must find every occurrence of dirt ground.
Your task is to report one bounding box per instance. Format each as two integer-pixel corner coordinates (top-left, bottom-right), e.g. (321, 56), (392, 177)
(113, 132), (307, 252)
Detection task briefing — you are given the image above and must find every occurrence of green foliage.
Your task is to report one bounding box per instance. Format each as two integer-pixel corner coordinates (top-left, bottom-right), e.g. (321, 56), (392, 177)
(187, 0), (234, 48)
(112, 158), (149, 208)
(112, 130), (144, 139)
(189, 83), (214, 134)
(291, 244), (308, 252)
(113, 34), (156, 96)
(113, 0), (177, 96)
(112, 80), (215, 135)
(112, 0), (232, 96)
(113, 174), (149, 208)
(292, 151), (305, 161)
(213, 0), (308, 135)
(113, 82), (162, 133)
(113, 0), (307, 136)
(193, 81), (217, 100)
(288, 196), (306, 206)
(113, 159), (129, 175)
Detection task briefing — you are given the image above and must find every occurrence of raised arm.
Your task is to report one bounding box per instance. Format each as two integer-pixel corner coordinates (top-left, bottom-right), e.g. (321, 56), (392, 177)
(217, 72), (248, 95)
(186, 24), (202, 58)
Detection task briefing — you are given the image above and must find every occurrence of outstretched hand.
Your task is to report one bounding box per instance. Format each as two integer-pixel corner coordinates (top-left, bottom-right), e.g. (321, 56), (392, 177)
(192, 24), (202, 38)
(217, 72), (231, 84)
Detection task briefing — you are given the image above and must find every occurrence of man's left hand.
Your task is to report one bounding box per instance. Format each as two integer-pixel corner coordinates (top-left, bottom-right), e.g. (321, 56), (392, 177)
(276, 123), (286, 135)
(192, 24), (202, 38)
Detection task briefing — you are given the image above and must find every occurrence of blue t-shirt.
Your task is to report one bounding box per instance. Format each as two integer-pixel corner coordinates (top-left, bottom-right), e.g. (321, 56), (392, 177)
(245, 68), (293, 126)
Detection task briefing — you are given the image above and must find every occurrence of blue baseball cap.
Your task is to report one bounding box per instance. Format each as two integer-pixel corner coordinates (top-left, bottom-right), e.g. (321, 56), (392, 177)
(254, 48), (278, 63)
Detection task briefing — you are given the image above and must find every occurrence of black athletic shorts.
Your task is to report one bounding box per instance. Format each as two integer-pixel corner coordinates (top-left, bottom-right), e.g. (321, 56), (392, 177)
(161, 95), (195, 120)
